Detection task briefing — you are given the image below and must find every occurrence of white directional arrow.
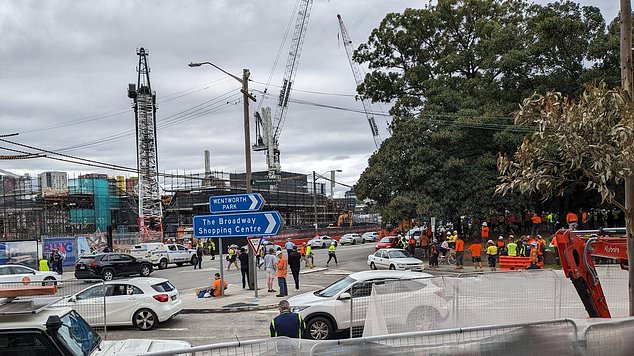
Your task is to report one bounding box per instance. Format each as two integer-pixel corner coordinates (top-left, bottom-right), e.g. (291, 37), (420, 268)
(249, 194), (258, 210)
(265, 213), (275, 234)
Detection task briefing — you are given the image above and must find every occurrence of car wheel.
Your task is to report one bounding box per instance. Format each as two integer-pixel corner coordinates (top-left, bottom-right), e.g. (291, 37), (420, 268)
(158, 258), (168, 270)
(407, 306), (441, 331)
(322, 243), (326, 248)
(370, 262), (377, 270)
(175, 262), (184, 267)
(133, 308), (158, 331)
(306, 316), (333, 340)
(42, 277), (57, 286)
(389, 264), (396, 270)
(140, 264), (152, 277)
(352, 240), (356, 245)
(102, 269), (115, 281)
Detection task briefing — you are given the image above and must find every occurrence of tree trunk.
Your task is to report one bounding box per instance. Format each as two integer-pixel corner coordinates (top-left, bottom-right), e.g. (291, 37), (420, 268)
(619, 0), (634, 316)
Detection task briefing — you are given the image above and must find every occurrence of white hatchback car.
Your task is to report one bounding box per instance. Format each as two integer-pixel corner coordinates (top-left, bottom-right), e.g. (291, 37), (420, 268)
(288, 270), (449, 340)
(339, 233), (364, 245)
(362, 231), (379, 242)
(61, 277), (182, 330)
(308, 235), (338, 248)
(0, 264), (61, 286)
(368, 248), (424, 271)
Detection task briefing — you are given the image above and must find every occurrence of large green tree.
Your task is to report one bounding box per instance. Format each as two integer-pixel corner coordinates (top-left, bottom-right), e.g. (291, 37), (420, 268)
(353, 0), (616, 225)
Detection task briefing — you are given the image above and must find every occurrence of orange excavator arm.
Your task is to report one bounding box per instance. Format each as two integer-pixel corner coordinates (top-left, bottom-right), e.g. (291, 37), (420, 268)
(555, 228), (628, 318)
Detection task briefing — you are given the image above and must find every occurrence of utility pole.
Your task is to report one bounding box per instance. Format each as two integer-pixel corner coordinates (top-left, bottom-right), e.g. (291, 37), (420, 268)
(330, 170), (336, 199)
(242, 69), (258, 294)
(313, 171), (318, 230)
(619, 0), (634, 316)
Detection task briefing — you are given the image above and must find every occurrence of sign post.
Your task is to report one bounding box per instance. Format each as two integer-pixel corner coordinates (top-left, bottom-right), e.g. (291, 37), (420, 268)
(194, 193), (282, 301)
(247, 237), (263, 298)
(218, 238), (224, 296)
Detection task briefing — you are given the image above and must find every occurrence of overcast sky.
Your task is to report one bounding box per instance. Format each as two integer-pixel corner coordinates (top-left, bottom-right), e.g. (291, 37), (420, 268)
(0, 0), (619, 196)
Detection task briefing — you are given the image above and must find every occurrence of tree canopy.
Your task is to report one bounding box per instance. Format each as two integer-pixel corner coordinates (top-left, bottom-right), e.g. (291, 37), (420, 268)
(353, 0), (621, 225)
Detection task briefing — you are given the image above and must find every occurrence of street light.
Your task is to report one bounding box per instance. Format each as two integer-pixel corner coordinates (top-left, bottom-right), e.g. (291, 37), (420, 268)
(188, 60), (257, 296)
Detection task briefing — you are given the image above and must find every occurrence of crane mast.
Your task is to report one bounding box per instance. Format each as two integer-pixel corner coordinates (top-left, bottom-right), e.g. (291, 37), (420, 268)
(253, 0), (313, 179)
(127, 47), (163, 241)
(337, 14), (380, 149)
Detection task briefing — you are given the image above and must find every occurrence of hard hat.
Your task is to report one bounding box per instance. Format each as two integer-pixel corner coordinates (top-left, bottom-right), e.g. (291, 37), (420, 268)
(331, 242), (335, 245)
(531, 242), (538, 247)
(453, 230), (457, 234)
(509, 235), (514, 238)
(446, 231), (451, 235)
(498, 236), (504, 240)
(536, 235), (542, 239)
(487, 240), (493, 244)
(482, 222), (487, 227)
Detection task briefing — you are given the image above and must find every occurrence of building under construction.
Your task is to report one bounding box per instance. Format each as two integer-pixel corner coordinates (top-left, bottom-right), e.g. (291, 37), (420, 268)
(1, 167), (361, 242)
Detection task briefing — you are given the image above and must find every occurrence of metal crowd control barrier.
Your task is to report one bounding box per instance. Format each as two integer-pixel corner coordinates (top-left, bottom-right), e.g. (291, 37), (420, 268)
(0, 279), (108, 338)
(142, 336), (300, 356)
(311, 319), (578, 355)
(577, 317), (634, 356)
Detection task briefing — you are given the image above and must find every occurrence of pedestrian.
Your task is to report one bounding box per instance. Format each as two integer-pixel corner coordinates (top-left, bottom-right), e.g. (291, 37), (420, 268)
(326, 242), (337, 266)
(481, 222), (490, 241)
(209, 240), (216, 260)
(264, 248), (277, 293)
(536, 235), (546, 263)
(285, 238), (295, 256)
(517, 238), (526, 257)
(550, 234), (560, 266)
(305, 243), (314, 268)
(420, 233), (429, 259)
(531, 213), (542, 235)
(528, 242), (540, 269)
(227, 246), (238, 270)
(194, 242), (203, 269)
(486, 240), (498, 272)
(288, 246), (301, 292)
(407, 236), (416, 256)
(208, 272), (228, 297)
(269, 300), (305, 338)
(276, 250), (288, 297)
(507, 238), (518, 257)
(238, 248), (250, 288)
(257, 246), (265, 269)
(566, 210), (578, 230)
(497, 237), (507, 256)
(454, 234), (465, 269)
(39, 256), (50, 272)
(467, 242), (483, 271)
(429, 240), (439, 268)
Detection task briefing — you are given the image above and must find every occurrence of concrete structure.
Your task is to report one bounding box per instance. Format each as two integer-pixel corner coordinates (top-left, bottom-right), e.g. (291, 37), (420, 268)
(38, 171), (68, 196)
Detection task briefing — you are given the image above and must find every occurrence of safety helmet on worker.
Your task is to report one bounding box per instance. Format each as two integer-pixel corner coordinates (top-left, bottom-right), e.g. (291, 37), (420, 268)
(482, 222), (487, 227)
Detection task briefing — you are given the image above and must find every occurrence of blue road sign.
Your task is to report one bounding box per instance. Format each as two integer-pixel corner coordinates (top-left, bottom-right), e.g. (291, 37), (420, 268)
(209, 193), (266, 214)
(193, 211), (283, 238)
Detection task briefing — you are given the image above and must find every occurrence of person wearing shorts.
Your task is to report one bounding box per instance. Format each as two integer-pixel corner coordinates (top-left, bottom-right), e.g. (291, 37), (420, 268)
(467, 242), (483, 271)
(486, 240), (498, 272)
(263, 248), (278, 293)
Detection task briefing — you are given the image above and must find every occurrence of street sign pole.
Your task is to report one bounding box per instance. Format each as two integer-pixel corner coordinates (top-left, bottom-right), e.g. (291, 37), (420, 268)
(247, 236), (263, 299)
(218, 237), (224, 297)
(253, 249), (258, 298)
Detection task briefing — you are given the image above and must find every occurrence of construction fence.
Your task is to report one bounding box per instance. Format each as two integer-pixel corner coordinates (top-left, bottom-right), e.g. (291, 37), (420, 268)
(0, 279), (108, 337)
(142, 317), (634, 355)
(350, 267), (628, 338)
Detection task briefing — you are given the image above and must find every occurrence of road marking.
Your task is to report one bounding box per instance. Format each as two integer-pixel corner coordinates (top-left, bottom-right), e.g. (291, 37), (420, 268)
(256, 310), (279, 314)
(158, 328), (189, 331)
(178, 267), (218, 273)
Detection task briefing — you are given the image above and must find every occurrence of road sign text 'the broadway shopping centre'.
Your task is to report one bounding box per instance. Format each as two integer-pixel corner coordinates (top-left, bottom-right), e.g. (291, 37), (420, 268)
(193, 211), (282, 238)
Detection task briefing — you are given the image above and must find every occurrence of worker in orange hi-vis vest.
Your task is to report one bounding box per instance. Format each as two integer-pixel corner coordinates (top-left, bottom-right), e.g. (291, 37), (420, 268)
(566, 211), (578, 230)
(481, 222), (489, 240)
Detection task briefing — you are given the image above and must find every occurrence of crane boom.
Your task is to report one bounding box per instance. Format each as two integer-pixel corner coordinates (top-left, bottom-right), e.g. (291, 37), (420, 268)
(254, 0), (313, 178)
(337, 14), (380, 149)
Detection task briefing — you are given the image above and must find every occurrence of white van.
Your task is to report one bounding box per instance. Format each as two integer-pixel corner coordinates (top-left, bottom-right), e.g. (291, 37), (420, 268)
(130, 243), (197, 269)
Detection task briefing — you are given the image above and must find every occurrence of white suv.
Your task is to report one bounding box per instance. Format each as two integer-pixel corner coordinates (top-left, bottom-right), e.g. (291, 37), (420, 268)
(339, 233), (364, 245)
(288, 270), (449, 340)
(130, 243), (197, 270)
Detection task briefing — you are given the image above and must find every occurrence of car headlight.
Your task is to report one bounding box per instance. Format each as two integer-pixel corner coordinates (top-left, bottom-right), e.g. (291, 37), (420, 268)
(292, 306), (309, 312)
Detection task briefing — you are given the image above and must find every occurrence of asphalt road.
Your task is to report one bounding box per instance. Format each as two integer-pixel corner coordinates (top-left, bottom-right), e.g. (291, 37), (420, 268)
(149, 242), (378, 292)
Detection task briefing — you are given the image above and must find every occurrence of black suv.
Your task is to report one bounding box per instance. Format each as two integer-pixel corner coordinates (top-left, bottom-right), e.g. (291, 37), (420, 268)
(75, 253), (153, 281)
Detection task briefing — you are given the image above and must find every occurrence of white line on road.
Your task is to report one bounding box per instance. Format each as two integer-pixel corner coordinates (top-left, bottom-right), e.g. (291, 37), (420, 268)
(157, 328), (189, 331)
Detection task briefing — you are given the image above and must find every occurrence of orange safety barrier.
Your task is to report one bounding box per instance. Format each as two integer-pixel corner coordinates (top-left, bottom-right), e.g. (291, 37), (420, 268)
(0, 285), (58, 298)
(499, 256), (544, 270)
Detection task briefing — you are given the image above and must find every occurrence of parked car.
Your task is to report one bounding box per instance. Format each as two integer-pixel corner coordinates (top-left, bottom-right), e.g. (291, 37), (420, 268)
(339, 233), (363, 245)
(362, 231), (379, 242)
(288, 270), (449, 340)
(0, 264), (61, 286)
(368, 249), (424, 271)
(308, 235), (338, 248)
(61, 277), (182, 331)
(130, 242), (198, 270)
(375, 236), (399, 251)
(75, 253), (153, 281)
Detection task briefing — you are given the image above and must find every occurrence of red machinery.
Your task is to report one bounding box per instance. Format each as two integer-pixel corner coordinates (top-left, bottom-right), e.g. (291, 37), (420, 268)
(555, 228), (628, 317)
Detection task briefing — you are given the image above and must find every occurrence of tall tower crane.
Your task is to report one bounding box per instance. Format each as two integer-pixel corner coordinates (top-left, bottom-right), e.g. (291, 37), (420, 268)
(337, 14), (380, 149)
(253, 0), (313, 179)
(127, 47), (163, 241)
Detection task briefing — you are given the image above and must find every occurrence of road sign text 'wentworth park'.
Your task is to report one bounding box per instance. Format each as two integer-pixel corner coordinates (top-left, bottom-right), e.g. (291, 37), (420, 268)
(193, 211), (283, 238)
(208, 193), (265, 214)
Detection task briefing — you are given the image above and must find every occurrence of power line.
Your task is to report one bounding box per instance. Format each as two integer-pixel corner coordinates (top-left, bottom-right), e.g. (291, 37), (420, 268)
(250, 80), (356, 98)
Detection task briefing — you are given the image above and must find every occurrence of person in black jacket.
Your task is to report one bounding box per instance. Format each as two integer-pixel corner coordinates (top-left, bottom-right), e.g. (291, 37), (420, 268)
(270, 300), (305, 338)
(238, 248), (250, 289)
(288, 246), (302, 292)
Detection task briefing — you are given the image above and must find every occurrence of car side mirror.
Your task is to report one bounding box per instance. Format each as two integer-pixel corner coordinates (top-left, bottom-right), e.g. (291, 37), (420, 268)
(68, 297), (76, 303)
(32, 271), (37, 275)
(339, 292), (351, 300)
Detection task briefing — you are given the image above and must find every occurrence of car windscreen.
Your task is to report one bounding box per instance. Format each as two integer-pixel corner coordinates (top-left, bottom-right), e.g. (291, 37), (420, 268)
(388, 250), (412, 259)
(55, 310), (101, 356)
(317, 276), (356, 297)
(379, 237), (392, 243)
(152, 281), (175, 293)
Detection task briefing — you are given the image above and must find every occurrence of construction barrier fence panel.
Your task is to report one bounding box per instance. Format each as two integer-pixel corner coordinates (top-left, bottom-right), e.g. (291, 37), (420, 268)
(142, 336), (300, 356)
(0, 279), (108, 338)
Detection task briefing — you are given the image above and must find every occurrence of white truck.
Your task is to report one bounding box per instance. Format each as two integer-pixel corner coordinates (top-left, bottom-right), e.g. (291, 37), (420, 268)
(130, 242), (198, 270)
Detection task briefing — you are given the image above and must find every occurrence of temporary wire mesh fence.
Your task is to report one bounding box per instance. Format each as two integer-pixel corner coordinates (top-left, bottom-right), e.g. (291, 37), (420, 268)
(142, 336), (300, 356)
(0, 279), (108, 337)
(351, 267), (629, 338)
